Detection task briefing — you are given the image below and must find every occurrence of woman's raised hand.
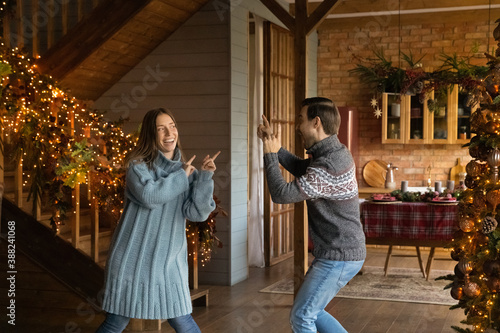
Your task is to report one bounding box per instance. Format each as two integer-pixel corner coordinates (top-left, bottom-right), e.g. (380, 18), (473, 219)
(183, 155), (196, 177)
(201, 151), (221, 172)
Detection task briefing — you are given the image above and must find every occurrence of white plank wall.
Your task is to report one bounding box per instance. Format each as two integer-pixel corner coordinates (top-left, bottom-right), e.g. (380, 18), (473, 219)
(229, 3), (249, 285)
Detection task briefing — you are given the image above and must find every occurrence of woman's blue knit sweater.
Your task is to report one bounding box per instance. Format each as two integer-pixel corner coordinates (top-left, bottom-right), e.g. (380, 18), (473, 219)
(101, 149), (215, 319)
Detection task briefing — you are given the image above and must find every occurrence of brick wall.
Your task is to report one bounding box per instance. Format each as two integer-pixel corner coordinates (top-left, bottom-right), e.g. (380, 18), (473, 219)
(317, 18), (498, 187)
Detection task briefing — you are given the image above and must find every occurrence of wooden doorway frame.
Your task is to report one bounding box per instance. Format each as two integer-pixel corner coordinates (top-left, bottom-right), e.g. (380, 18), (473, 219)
(263, 22), (295, 267)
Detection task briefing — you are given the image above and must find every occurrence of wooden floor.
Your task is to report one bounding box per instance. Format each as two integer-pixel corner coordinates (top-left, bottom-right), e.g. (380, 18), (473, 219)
(0, 245), (468, 333)
(140, 246), (468, 333)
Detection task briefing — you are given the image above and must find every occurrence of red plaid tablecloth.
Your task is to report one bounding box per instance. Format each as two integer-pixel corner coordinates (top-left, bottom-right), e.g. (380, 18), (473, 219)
(360, 201), (458, 241)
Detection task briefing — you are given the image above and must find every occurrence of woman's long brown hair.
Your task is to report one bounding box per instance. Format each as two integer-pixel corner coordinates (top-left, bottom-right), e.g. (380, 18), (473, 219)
(124, 108), (183, 169)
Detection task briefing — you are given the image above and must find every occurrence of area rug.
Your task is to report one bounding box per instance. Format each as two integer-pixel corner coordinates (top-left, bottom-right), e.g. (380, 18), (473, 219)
(259, 266), (455, 306)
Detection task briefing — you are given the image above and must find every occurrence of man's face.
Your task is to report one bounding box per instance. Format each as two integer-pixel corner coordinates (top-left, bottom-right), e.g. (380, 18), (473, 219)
(156, 113), (178, 159)
(296, 106), (317, 149)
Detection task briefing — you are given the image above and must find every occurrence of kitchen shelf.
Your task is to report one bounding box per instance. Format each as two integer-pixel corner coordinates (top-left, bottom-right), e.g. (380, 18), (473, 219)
(381, 85), (471, 144)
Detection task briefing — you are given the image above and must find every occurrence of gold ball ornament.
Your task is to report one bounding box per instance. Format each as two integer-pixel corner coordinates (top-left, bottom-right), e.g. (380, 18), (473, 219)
(459, 218), (475, 232)
(466, 160), (484, 177)
(485, 121), (500, 134)
(458, 259), (474, 275)
(469, 145), (481, 159)
(450, 284), (463, 300)
(487, 190), (500, 211)
(463, 281), (481, 297)
(464, 175), (477, 189)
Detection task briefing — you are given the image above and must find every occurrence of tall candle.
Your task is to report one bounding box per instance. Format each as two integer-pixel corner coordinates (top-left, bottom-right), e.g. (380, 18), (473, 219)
(401, 181), (408, 193)
(435, 181), (442, 193)
(447, 180), (455, 192)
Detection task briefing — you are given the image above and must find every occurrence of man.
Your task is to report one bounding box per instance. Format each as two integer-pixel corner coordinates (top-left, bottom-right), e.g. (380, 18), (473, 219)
(258, 97), (366, 333)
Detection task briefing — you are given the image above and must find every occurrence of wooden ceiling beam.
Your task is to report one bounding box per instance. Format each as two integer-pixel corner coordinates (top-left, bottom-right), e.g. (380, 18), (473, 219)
(37, 0), (154, 80)
(306, 0), (339, 34)
(260, 0), (296, 32)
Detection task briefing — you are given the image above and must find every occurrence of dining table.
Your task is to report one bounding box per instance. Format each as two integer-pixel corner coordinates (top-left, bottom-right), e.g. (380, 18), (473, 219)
(360, 200), (459, 280)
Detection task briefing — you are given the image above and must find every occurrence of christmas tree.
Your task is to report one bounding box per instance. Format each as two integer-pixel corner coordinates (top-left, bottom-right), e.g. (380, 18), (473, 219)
(446, 19), (500, 333)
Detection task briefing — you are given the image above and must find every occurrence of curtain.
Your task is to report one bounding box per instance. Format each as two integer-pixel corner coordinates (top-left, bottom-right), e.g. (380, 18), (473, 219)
(247, 15), (265, 268)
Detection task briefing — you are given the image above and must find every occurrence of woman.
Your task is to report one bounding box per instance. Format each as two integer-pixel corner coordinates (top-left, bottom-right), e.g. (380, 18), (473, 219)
(97, 108), (219, 333)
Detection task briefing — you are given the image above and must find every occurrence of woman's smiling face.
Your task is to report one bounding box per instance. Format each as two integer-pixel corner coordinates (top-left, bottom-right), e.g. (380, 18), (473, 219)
(156, 113), (178, 159)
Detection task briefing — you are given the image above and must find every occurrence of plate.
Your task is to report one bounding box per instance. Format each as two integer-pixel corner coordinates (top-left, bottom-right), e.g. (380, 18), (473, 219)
(430, 200), (458, 205)
(370, 200), (402, 204)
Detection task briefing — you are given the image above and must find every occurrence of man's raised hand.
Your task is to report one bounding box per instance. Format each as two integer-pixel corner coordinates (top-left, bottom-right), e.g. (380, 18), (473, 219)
(257, 114), (273, 140)
(263, 124), (281, 154)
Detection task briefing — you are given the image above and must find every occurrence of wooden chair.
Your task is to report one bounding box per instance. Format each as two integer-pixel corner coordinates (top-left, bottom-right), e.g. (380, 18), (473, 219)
(383, 245), (426, 278)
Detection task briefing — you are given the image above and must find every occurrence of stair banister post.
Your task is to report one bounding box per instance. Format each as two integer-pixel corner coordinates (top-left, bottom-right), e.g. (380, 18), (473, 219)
(89, 170), (99, 263)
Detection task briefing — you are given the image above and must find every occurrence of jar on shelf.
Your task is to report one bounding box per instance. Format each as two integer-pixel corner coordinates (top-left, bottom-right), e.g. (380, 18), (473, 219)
(459, 126), (467, 140)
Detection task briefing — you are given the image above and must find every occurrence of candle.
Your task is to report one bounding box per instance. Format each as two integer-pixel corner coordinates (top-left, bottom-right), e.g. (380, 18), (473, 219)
(401, 181), (408, 193)
(447, 180), (455, 192)
(435, 181), (442, 193)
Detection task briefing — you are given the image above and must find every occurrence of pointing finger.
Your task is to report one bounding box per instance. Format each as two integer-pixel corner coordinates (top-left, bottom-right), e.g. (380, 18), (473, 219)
(211, 151), (221, 161)
(262, 114), (270, 128)
(186, 155), (196, 165)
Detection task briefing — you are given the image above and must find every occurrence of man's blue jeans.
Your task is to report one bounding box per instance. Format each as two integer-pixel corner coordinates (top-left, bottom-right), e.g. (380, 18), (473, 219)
(290, 258), (364, 333)
(96, 312), (201, 333)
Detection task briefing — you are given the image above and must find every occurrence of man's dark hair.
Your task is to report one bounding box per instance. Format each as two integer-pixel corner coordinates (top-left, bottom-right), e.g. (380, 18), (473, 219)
(301, 97), (340, 135)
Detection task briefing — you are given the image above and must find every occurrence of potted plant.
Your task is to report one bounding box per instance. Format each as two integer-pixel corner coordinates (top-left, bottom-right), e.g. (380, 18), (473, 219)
(350, 49), (427, 99)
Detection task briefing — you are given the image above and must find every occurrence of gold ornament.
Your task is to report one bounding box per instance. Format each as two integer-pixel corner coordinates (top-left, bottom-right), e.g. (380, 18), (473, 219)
(459, 259), (474, 274)
(487, 189), (500, 213)
(463, 281), (481, 297)
(450, 284), (463, 300)
(486, 121), (499, 134)
(466, 160), (482, 177)
(459, 218), (475, 232)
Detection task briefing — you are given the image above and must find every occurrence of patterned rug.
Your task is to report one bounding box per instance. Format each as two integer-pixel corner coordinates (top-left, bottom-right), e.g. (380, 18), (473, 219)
(259, 266), (456, 306)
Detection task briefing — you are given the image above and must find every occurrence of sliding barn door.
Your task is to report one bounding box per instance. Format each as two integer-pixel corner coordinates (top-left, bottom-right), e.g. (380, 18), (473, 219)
(263, 22), (295, 266)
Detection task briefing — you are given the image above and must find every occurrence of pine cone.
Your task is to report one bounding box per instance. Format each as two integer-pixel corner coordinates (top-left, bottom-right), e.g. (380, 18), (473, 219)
(482, 216), (498, 234)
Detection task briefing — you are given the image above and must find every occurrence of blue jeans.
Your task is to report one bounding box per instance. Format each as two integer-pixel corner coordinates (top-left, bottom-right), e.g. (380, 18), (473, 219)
(96, 313), (201, 333)
(290, 258), (364, 333)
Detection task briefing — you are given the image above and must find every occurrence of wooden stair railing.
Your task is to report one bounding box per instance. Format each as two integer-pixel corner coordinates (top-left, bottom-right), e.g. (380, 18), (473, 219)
(2, 0), (104, 58)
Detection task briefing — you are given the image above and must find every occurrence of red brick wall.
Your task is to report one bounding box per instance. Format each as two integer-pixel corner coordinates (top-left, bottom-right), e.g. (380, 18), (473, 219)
(317, 18), (497, 187)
